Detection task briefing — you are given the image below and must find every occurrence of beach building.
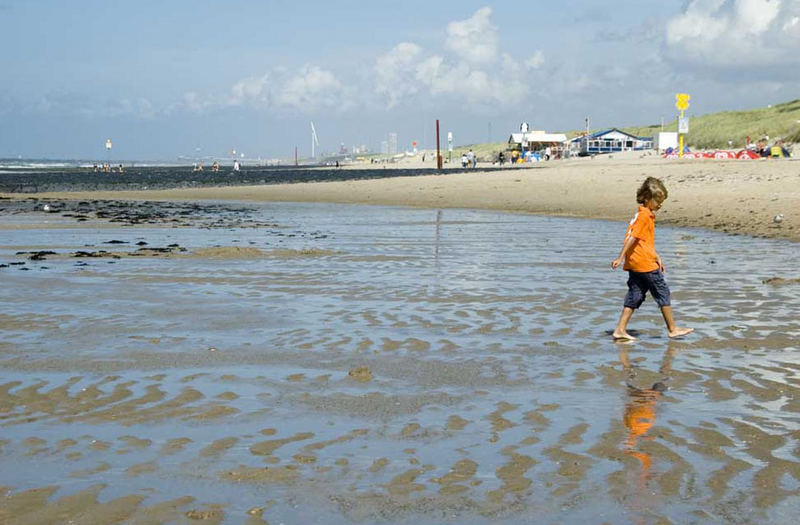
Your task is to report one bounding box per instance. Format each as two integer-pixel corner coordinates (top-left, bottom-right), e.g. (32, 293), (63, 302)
(654, 132), (678, 153)
(508, 131), (568, 159)
(578, 128), (653, 156)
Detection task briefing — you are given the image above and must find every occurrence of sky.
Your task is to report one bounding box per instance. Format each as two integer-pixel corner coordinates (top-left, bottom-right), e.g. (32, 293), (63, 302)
(1, 0), (799, 161)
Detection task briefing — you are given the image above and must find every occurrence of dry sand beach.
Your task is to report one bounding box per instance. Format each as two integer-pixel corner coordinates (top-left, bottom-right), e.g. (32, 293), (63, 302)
(14, 153), (799, 242)
(1, 156), (800, 524)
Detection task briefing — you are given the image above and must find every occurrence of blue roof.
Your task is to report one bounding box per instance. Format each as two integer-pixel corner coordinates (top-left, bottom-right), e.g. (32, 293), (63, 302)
(585, 128), (645, 140)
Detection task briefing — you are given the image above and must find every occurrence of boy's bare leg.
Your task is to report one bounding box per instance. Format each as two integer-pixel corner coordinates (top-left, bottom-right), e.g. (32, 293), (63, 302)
(613, 307), (636, 340)
(660, 306), (694, 337)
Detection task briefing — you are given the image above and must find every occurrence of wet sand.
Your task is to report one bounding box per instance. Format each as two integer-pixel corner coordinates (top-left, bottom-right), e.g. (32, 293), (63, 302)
(1, 186), (800, 522)
(5, 153), (798, 242)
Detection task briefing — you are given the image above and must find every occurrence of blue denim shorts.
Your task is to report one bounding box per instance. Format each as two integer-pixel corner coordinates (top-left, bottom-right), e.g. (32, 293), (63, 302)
(624, 270), (671, 309)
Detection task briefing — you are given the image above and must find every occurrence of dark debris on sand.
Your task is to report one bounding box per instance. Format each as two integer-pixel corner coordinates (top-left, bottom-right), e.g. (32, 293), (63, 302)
(0, 198), (330, 271)
(1, 198), (279, 228)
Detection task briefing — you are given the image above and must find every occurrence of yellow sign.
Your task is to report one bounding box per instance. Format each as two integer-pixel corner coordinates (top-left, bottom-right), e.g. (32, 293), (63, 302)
(675, 93), (690, 111)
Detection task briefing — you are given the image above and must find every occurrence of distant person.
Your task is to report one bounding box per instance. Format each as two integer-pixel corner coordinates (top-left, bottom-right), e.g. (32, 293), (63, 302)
(233, 159), (240, 172)
(93, 164), (99, 172)
(544, 146), (551, 161)
(771, 140), (791, 158)
(467, 149), (475, 168)
(461, 153), (468, 168)
(498, 151), (505, 165)
(511, 150), (519, 164)
(611, 177), (693, 340)
(770, 143), (790, 158)
(118, 164), (124, 173)
(211, 161), (220, 172)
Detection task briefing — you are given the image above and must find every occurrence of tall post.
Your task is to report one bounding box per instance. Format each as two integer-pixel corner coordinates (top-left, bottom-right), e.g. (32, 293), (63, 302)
(675, 93), (690, 159)
(436, 120), (442, 170)
(295, 146), (298, 166)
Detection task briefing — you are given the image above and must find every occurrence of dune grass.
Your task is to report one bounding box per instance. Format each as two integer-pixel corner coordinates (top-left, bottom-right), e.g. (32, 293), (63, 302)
(621, 99), (800, 149)
(447, 142), (509, 161)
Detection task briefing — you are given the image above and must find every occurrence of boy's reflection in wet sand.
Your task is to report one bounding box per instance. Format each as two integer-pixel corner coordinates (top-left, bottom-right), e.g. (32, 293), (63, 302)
(619, 345), (676, 478)
(616, 344), (677, 523)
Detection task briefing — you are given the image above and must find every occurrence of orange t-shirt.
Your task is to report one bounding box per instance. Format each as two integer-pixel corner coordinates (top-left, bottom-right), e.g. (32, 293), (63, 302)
(623, 206), (659, 272)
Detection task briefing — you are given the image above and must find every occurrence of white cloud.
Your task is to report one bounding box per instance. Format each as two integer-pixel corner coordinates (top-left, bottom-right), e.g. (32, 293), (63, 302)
(445, 7), (498, 64)
(783, 15), (800, 30)
(737, 0), (781, 33)
(18, 91), (158, 119)
(373, 42), (424, 108)
(185, 65), (351, 114)
(182, 91), (207, 113)
(371, 7), (533, 109)
(228, 73), (273, 108)
(180, 7), (539, 116)
(412, 58), (527, 106)
(665, 0), (800, 67)
(524, 51), (545, 70)
(107, 98), (156, 119)
(275, 66), (348, 111)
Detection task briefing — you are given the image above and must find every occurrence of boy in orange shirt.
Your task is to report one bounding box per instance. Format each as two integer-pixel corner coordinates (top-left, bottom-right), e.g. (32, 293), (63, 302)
(611, 177), (693, 340)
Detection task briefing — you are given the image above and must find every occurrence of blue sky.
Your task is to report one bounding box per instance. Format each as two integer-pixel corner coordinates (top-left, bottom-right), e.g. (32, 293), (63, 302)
(1, 0), (799, 160)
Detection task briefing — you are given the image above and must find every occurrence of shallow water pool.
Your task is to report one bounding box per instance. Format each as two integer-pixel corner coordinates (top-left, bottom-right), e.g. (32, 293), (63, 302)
(1, 202), (799, 524)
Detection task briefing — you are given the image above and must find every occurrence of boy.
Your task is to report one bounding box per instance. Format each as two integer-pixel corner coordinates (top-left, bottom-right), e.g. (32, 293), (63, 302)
(611, 177), (693, 340)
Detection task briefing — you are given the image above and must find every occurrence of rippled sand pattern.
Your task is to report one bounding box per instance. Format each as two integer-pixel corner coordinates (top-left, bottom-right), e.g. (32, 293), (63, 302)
(1, 203), (799, 523)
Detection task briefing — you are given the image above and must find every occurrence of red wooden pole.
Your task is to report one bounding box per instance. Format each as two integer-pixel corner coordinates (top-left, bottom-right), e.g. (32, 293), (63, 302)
(436, 119), (442, 170)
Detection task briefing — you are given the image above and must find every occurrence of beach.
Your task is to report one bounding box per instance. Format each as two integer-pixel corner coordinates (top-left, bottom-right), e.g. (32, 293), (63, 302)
(1, 157), (800, 524)
(7, 153), (797, 242)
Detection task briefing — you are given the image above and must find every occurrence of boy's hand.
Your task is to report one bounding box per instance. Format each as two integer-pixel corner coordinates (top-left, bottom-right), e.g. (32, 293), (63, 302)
(658, 256), (665, 272)
(611, 257), (623, 269)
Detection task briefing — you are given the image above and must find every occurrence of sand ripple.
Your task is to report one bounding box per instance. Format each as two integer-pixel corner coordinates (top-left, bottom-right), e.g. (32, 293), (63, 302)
(1, 203), (799, 523)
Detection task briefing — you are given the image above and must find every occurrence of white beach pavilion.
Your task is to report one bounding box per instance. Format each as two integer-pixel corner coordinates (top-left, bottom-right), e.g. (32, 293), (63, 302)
(508, 131), (569, 158)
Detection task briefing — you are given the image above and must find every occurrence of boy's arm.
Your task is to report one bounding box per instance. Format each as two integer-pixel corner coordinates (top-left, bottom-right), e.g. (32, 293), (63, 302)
(612, 236), (637, 269)
(656, 252), (665, 272)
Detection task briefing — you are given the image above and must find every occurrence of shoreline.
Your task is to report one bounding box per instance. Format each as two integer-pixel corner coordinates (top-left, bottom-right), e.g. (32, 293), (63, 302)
(2, 155), (797, 241)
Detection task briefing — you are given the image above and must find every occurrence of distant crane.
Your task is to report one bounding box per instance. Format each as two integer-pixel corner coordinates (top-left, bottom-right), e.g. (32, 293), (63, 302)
(311, 121), (320, 159)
